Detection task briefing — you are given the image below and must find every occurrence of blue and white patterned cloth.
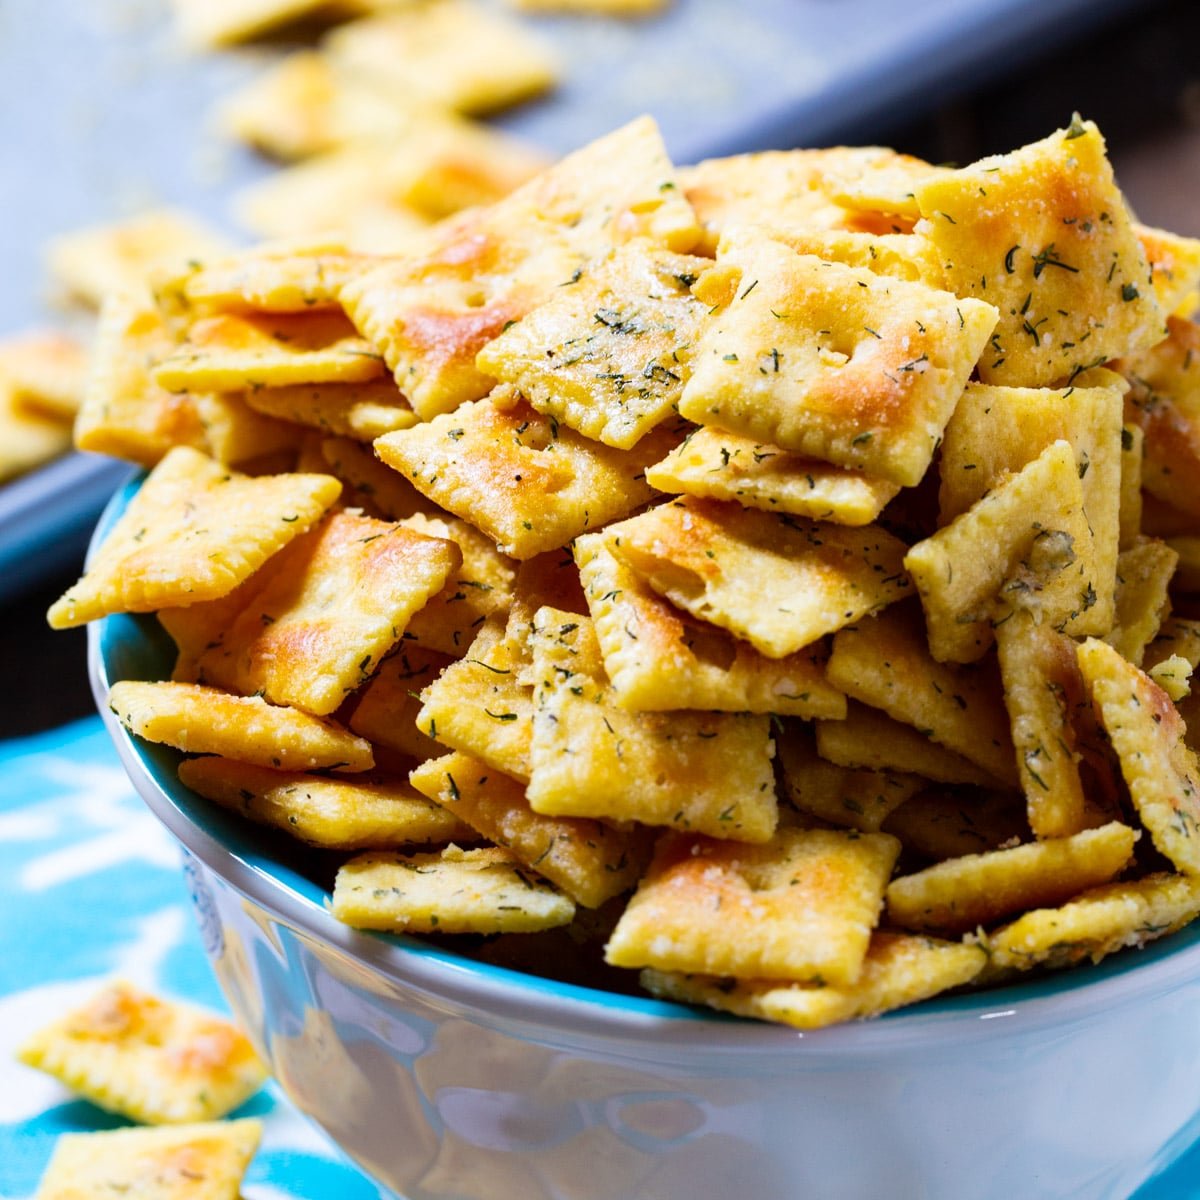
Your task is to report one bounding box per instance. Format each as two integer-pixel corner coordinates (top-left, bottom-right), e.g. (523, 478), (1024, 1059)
(0, 718), (383, 1199)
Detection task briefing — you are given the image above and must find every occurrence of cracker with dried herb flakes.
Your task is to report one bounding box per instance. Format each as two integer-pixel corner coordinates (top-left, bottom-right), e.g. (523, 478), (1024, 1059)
(527, 607), (778, 840)
(18, 981), (266, 1124)
(814, 701), (997, 787)
(641, 931), (986, 1030)
(477, 239), (709, 449)
(1134, 224), (1200, 318)
(603, 496), (909, 659)
(243, 378), (418, 441)
(1119, 421), (1145, 551)
(194, 510), (458, 715)
(1106, 538), (1178, 665)
(827, 603), (1018, 784)
(319, 434), (437, 519)
(987, 872), (1200, 972)
(348, 643), (452, 762)
(606, 828), (899, 984)
(374, 388), (674, 560)
(905, 440), (1098, 664)
(915, 116), (1163, 388)
(881, 788), (1029, 862)
(502, 549), (589, 671)
(646, 426), (901, 525)
(1078, 637), (1200, 875)
(0, 329), (87, 421)
(109, 680), (373, 772)
(823, 152), (953, 220)
(340, 116), (699, 418)
(575, 533), (846, 716)
(886, 820), (1137, 935)
(48, 447), (340, 628)
(410, 752), (648, 907)
(761, 227), (940, 284)
(332, 844), (576, 934)
(678, 227), (997, 487)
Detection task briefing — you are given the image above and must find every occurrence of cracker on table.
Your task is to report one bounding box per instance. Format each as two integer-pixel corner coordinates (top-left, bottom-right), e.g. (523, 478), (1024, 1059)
(527, 608), (778, 841)
(48, 446), (341, 628)
(576, 532), (847, 716)
(33, 1118), (262, 1200)
(914, 116), (1164, 388)
(410, 751), (648, 907)
(826, 603), (1018, 784)
(348, 643), (453, 762)
(477, 239), (710, 448)
(243, 378), (418, 441)
(603, 496), (910, 658)
(606, 828), (899, 985)
(677, 228), (997, 486)
(0, 329), (88, 421)
(641, 931), (985, 1030)
(195, 510), (459, 715)
(374, 388), (674, 559)
(179, 755), (470, 849)
(18, 980), (266, 1124)
(1078, 637), (1200, 875)
(1106, 538), (1178, 665)
(332, 844), (576, 934)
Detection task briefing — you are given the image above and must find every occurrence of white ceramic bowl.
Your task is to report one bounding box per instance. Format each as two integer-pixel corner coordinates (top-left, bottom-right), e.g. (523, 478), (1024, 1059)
(89, 478), (1200, 1200)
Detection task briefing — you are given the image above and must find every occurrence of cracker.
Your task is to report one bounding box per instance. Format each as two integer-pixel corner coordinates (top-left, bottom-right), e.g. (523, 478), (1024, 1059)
(677, 228), (997, 486)
(416, 619), (532, 779)
(243, 379), (418, 440)
(881, 789), (1029, 862)
(154, 311), (385, 393)
(826, 603), (1018, 784)
(48, 446), (341, 628)
(776, 723), (922, 832)
(606, 828), (899, 984)
(987, 872), (1200, 972)
(914, 117), (1164, 387)
(195, 510), (459, 715)
(527, 608), (778, 841)
(1119, 422), (1144, 551)
(1106, 538), (1178, 665)
(758, 227), (940, 285)
(1169, 535), (1200, 592)
(645, 426), (900, 525)
(33, 1119), (261, 1200)
(320, 435), (437, 519)
(886, 820), (1136, 935)
(0, 329), (87, 420)
(476, 239), (710, 448)
(172, 0), (340, 46)
(1135, 223), (1200, 317)
(502, 549), (589, 669)
(410, 752), (647, 907)
(332, 844), (576, 934)
(821, 151), (951, 219)
(1078, 637), (1200, 875)
(374, 388), (673, 559)
(1145, 616), (1200, 673)
(641, 931), (985, 1030)
(603, 496), (910, 658)
(1149, 655), (1194, 703)
(348, 643), (453, 761)
(109, 680), (373, 771)
(813, 701), (997, 787)
(18, 981), (266, 1124)
(179, 756), (469, 849)
(0, 381), (71, 482)
(575, 533), (846, 716)
(339, 116), (699, 418)
(905, 440), (1099, 663)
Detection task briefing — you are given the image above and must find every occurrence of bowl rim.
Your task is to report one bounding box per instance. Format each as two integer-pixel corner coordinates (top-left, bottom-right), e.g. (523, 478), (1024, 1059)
(88, 476), (1200, 1055)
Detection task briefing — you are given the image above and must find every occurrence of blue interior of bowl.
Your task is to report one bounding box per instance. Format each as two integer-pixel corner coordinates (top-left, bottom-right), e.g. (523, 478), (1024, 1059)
(94, 473), (1200, 1025)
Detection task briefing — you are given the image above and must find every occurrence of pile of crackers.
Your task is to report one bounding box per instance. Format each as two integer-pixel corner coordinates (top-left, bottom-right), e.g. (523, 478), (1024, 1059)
(50, 112), (1200, 1030)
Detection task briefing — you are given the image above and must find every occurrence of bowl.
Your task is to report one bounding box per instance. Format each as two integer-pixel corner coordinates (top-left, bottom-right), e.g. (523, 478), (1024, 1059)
(88, 476), (1200, 1200)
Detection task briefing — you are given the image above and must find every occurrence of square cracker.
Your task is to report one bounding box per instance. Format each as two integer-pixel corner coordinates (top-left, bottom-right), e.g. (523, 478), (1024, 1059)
(243, 379), (418, 441)
(881, 788), (1029, 862)
(677, 228), (997, 486)
(827, 603), (1018, 784)
(575, 532), (847, 716)
(320, 435), (438, 520)
(476, 239), (710, 449)
(195, 510), (459, 715)
(33, 1118), (262, 1200)
(109, 680), (373, 772)
(374, 387), (674, 559)
(48, 446), (341, 628)
(178, 755), (470, 849)
(410, 751), (647, 907)
(0, 329), (88, 421)
(1106, 538), (1178, 665)
(154, 311), (385, 393)
(603, 496), (911, 658)
(914, 116), (1164, 387)
(641, 931), (986, 1030)
(18, 980), (266, 1124)
(756, 227), (940, 286)
(339, 116), (699, 418)
(1135, 224), (1200, 317)
(645, 426), (900, 525)
(904, 440), (1099, 663)
(1078, 637), (1200, 875)
(502, 548), (589, 670)
(349, 643), (453, 762)
(527, 608), (778, 841)
(605, 828), (899, 985)
(0, 379), (71, 483)
(332, 844), (575, 934)
(885, 820), (1136, 935)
